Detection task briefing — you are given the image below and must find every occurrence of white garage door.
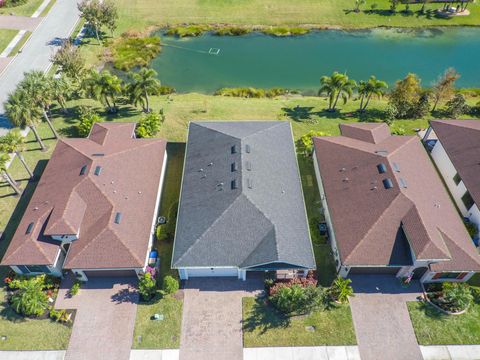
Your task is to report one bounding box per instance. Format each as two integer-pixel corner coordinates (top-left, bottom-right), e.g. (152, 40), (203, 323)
(186, 268), (238, 278)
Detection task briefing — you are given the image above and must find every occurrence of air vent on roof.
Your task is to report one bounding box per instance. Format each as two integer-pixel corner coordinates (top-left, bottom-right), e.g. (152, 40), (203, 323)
(26, 222), (34, 234)
(92, 153), (104, 157)
(399, 178), (408, 188)
(231, 145), (237, 154)
(247, 178), (253, 189)
(377, 163), (387, 174)
(245, 144), (251, 153)
(231, 162), (237, 172)
(79, 165), (87, 176)
(392, 162), (400, 172)
(383, 178), (394, 189)
(246, 161), (252, 171)
(114, 212), (122, 224)
(94, 166), (102, 176)
(231, 179), (238, 190)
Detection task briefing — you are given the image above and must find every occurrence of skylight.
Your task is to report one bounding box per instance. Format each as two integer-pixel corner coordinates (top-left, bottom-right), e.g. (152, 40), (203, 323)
(114, 212), (122, 224)
(246, 161), (252, 171)
(383, 178), (394, 189)
(79, 165), (87, 176)
(94, 166), (102, 176)
(392, 162), (401, 172)
(231, 145), (237, 154)
(377, 163), (387, 174)
(245, 144), (251, 153)
(231, 179), (238, 190)
(399, 178), (408, 188)
(26, 222), (34, 234)
(231, 162), (237, 172)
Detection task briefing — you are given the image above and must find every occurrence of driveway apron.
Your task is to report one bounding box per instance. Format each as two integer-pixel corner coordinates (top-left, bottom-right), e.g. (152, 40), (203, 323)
(348, 275), (423, 360)
(55, 276), (139, 360)
(179, 277), (263, 360)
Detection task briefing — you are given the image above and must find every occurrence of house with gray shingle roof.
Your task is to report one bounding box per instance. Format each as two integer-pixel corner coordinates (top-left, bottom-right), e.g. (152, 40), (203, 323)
(313, 123), (480, 283)
(172, 121), (315, 280)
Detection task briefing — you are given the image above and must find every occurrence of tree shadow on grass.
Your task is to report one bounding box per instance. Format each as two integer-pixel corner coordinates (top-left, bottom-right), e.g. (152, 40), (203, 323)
(416, 301), (447, 321)
(357, 108), (388, 123)
(242, 296), (291, 335)
(282, 106), (352, 122)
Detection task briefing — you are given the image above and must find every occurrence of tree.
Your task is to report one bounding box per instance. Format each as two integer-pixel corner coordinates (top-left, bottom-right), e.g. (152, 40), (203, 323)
(49, 75), (73, 114)
(0, 153), (21, 195)
(51, 40), (86, 81)
(357, 76), (388, 112)
(138, 273), (156, 301)
(354, 0), (366, 12)
(388, 73), (422, 119)
(410, 92), (431, 119)
(319, 72), (357, 112)
(82, 69), (123, 113)
(432, 68), (460, 111)
(162, 276), (179, 295)
(419, 0), (431, 14)
(299, 130), (330, 155)
(76, 107), (102, 137)
(20, 71), (59, 139)
(78, 0), (118, 43)
(135, 111), (164, 138)
(0, 129), (33, 179)
(445, 94), (468, 118)
(389, 0), (399, 12)
(4, 89), (46, 151)
(127, 68), (162, 113)
(11, 277), (48, 317)
(330, 277), (354, 304)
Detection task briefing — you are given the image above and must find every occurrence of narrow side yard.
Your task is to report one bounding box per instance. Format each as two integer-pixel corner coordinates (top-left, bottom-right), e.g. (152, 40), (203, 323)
(242, 297), (356, 347)
(408, 301), (480, 345)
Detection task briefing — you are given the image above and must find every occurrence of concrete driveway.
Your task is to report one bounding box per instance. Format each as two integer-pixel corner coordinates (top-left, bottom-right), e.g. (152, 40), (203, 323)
(179, 277), (263, 360)
(55, 276), (139, 360)
(348, 275), (423, 360)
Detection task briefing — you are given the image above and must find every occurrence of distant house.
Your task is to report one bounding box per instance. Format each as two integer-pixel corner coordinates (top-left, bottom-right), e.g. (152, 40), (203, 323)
(423, 120), (480, 230)
(1, 123), (167, 281)
(313, 123), (480, 283)
(172, 121), (315, 280)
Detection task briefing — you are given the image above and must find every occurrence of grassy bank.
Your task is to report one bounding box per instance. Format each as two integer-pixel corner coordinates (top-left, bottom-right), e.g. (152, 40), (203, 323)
(243, 297), (356, 347)
(0, 0), (45, 16)
(0, 30), (17, 55)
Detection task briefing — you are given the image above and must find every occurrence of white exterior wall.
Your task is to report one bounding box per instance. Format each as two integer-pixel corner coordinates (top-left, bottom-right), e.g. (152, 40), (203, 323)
(313, 150), (341, 272)
(430, 137), (479, 228)
(51, 234), (78, 242)
(178, 267), (244, 280)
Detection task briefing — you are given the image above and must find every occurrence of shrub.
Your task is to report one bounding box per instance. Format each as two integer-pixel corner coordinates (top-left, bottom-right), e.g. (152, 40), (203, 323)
(329, 277), (354, 304)
(163, 275), (179, 295)
(111, 36), (161, 71)
(156, 224), (169, 242)
(445, 94), (469, 118)
(299, 130), (330, 155)
(139, 273), (157, 301)
(262, 27), (309, 37)
(49, 308), (72, 323)
(214, 27), (250, 36)
(470, 286), (480, 304)
(442, 282), (473, 311)
(158, 85), (176, 95)
(165, 25), (210, 38)
(69, 281), (81, 297)
(214, 87), (288, 98)
(270, 284), (305, 313)
(465, 221), (478, 238)
(135, 110), (165, 138)
(76, 107), (102, 137)
(11, 278), (48, 317)
(268, 276), (318, 296)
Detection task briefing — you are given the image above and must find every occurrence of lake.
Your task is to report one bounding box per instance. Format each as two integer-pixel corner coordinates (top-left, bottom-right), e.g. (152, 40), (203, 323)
(151, 28), (480, 94)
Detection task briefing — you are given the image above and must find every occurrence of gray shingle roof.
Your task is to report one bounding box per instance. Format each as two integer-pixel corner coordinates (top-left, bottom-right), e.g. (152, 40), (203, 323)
(172, 121), (315, 269)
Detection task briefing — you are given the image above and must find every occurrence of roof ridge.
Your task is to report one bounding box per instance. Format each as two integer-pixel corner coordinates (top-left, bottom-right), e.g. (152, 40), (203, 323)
(192, 122), (243, 140)
(440, 229), (480, 266)
(386, 136), (418, 158)
(242, 121), (288, 140)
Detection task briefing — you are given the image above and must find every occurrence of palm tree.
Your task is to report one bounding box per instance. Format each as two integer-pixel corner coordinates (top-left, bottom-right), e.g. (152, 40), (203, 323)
(330, 276), (354, 304)
(83, 69), (122, 113)
(357, 76), (388, 112)
(127, 68), (161, 113)
(354, 0), (366, 13)
(319, 72), (357, 112)
(0, 129), (34, 179)
(4, 89), (46, 152)
(49, 75), (73, 114)
(20, 71), (59, 139)
(0, 153), (21, 195)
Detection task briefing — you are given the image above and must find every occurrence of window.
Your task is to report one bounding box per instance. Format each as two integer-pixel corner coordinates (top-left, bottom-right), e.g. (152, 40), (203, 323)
(461, 191), (475, 210)
(17, 265), (50, 274)
(79, 165), (87, 176)
(433, 272), (468, 280)
(453, 173), (462, 185)
(26, 222), (34, 234)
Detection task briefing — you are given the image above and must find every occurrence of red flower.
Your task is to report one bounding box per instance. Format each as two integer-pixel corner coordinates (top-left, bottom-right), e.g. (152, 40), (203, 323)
(3, 277), (12, 284)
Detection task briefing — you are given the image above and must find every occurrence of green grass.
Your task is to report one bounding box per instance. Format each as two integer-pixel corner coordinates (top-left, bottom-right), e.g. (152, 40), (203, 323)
(0, 30), (17, 55)
(0, 0), (45, 16)
(243, 297), (356, 347)
(8, 31), (32, 57)
(132, 295), (183, 349)
(39, 0), (56, 17)
(407, 301), (480, 345)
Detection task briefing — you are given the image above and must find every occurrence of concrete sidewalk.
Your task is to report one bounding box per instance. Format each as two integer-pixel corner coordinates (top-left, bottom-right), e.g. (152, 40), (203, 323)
(244, 346), (361, 360)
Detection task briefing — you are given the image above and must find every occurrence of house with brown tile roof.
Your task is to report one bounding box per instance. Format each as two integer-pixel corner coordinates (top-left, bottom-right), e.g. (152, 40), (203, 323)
(423, 120), (480, 232)
(1, 123), (167, 281)
(313, 123), (480, 283)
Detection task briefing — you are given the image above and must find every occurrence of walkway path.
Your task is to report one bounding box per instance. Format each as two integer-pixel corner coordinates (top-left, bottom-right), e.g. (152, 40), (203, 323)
(55, 276), (139, 360)
(348, 275), (424, 360)
(179, 277), (263, 360)
(0, 15), (41, 31)
(0, 0), (80, 135)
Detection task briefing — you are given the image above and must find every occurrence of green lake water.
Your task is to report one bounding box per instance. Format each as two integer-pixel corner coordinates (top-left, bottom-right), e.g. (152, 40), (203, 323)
(151, 28), (480, 94)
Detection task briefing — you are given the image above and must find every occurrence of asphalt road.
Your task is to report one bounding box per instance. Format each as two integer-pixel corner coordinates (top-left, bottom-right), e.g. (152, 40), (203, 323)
(0, 0), (80, 135)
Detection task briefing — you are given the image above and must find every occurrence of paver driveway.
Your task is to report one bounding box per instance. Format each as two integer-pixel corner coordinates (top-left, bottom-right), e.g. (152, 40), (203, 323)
(179, 277), (263, 360)
(55, 276), (139, 360)
(348, 275), (423, 360)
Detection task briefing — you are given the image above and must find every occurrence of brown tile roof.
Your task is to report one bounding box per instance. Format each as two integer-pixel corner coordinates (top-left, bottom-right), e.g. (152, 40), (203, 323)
(313, 123), (480, 271)
(1, 123), (166, 269)
(429, 120), (480, 206)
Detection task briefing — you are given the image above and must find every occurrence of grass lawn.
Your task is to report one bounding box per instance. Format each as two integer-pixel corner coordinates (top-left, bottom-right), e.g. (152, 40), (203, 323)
(407, 301), (480, 345)
(243, 297), (356, 347)
(132, 295), (183, 349)
(0, 30), (17, 55)
(8, 31), (32, 57)
(0, 0), (45, 16)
